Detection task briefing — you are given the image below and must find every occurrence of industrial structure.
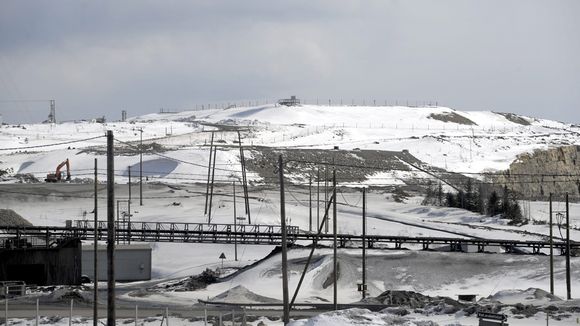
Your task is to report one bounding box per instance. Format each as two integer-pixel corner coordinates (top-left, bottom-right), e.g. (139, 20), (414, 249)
(0, 238), (81, 286)
(82, 244), (151, 281)
(278, 96), (300, 106)
(47, 99), (56, 124)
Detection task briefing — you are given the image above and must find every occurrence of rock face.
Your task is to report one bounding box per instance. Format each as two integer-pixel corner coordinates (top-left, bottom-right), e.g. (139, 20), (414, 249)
(495, 145), (580, 200)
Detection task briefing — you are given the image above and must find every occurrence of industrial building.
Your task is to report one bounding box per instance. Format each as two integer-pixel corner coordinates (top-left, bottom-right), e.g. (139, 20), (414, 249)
(82, 244), (152, 281)
(0, 238), (82, 286)
(277, 95), (300, 106)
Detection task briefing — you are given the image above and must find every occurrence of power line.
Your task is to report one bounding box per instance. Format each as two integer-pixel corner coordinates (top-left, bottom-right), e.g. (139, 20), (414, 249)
(0, 99), (51, 103)
(113, 137), (241, 173)
(0, 135), (106, 151)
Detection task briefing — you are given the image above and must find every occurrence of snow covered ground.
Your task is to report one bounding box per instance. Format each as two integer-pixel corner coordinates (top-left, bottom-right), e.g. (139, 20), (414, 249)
(2, 183), (580, 301)
(2, 104), (580, 324)
(1, 105), (579, 186)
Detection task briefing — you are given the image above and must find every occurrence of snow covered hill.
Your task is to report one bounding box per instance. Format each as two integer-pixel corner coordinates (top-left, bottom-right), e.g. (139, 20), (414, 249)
(1, 104), (578, 186)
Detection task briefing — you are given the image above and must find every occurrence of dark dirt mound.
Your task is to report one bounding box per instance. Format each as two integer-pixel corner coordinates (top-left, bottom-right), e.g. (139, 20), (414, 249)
(149, 269), (219, 292)
(375, 290), (465, 313)
(494, 112), (532, 126)
(428, 112), (477, 125)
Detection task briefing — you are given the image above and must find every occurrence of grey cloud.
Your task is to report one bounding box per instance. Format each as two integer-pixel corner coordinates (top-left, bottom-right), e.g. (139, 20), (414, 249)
(0, 0), (578, 123)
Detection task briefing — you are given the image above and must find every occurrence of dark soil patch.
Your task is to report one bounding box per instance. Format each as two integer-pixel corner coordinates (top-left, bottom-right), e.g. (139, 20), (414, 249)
(494, 112), (532, 126)
(428, 112), (477, 125)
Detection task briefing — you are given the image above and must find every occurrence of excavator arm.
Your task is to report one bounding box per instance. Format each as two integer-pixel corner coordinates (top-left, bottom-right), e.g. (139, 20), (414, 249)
(45, 159), (71, 182)
(55, 159), (71, 181)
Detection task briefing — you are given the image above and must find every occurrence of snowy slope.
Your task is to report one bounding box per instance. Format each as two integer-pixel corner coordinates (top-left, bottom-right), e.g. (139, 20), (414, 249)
(1, 104), (578, 185)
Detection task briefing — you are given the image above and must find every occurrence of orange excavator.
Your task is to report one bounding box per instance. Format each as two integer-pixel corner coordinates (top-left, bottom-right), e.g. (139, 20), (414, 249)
(45, 159), (71, 182)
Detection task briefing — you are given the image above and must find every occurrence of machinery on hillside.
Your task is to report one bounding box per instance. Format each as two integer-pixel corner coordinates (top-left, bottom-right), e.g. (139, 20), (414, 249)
(45, 159), (71, 182)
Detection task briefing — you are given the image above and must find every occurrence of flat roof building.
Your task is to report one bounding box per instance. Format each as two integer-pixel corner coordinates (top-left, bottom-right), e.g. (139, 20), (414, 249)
(278, 96), (300, 107)
(82, 244), (152, 281)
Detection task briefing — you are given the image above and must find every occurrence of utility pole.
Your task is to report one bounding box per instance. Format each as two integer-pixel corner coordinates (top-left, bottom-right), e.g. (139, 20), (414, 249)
(362, 187), (367, 300)
(278, 155), (290, 325)
(204, 132), (215, 215)
(325, 166), (328, 233)
(208, 146), (217, 223)
(333, 169), (338, 311)
(566, 193), (571, 300)
(139, 128), (143, 206)
(93, 158), (98, 326)
(106, 130), (116, 326)
(237, 131), (251, 224)
(309, 175), (312, 232)
(127, 166), (131, 245)
(549, 193), (554, 295)
(233, 181), (238, 262)
(317, 167), (320, 229)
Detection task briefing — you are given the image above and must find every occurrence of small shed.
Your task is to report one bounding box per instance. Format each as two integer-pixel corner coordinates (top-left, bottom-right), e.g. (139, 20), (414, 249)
(82, 244), (152, 281)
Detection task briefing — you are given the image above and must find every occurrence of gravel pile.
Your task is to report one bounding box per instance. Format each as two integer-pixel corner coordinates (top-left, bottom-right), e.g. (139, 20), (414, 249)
(0, 208), (33, 227)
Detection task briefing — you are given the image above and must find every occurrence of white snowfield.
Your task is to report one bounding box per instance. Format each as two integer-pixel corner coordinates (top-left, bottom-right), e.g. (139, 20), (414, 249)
(1, 104), (578, 185)
(2, 104), (580, 325)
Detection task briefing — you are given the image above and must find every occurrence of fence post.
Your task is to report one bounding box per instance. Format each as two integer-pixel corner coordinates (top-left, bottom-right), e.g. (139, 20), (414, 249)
(69, 299), (73, 326)
(36, 298), (39, 326)
(219, 313), (222, 326)
(165, 307), (169, 326)
(135, 305), (138, 326)
(242, 308), (247, 326)
(232, 310), (235, 326)
(204, 308), (207, 326)
(4, 292), (7, 326)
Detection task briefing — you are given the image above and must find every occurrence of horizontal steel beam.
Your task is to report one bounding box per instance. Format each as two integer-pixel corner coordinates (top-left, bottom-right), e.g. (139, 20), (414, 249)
(1, 220), (577, 255)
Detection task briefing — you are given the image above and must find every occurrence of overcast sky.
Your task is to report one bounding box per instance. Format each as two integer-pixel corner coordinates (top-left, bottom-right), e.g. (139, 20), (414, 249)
(1, 0), (579, 124)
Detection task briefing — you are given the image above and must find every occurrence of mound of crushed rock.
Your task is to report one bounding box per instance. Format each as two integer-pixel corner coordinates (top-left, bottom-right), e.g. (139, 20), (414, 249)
(369, 289), (579, 322)
(0, 209), (33, 227)
(209, 285), (281, 304)
(373, 290), (464, 315)
(487, 288), (562, 305)
(150, 269), (219, 292)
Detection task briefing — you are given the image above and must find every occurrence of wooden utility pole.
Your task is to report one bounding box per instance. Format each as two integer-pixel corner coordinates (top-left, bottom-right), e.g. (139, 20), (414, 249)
(362, 187), (367, 300)
(237, 131), (251, 224)
(233, 181), (238, 262)
(309, 175), (312, 232)
(566, 193), (571, 300)
(278, 155), (290, 325)
(106, 130), (116, 326)
(93, 158), (98, 326)
(139, 128), (143, 206)
(204, 132), (215, 215)
(325, 166), (328, 233)
(208, 146), (217, 224)
(127, 166), (131, 245)
(549, 193), (554, 295)
(116, 200), (120, 245)
(317, 168), (320, 229)
(333, 169), (338, 311)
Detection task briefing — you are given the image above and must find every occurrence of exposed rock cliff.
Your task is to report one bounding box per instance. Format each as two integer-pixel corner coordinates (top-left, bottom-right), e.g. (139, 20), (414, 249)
(495, 146), (580, 200)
